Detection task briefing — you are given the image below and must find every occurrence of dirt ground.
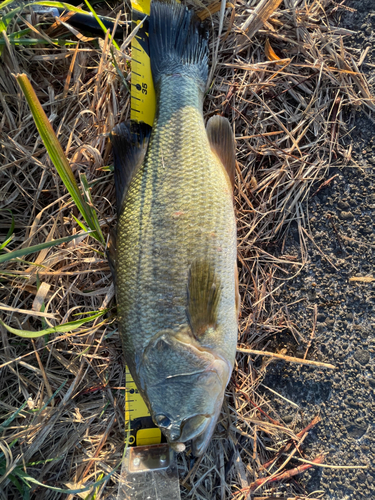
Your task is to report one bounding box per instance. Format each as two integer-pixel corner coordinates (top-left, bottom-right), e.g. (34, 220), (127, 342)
(263, 2), (375, 498)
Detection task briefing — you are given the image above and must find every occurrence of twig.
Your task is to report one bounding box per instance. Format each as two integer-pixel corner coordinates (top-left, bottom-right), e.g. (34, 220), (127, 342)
(349, 276), (374, 283)
(237, 347), (336, 369)
(311, 174), (339, 198)
(285, 456), (368, 469)
(0, 303), (56, 319)
(235, 386), (282, 427)
(262, 415), (321, 469)
(261, 384), (300, 408)
(32, 340), (54, 407)
(250, 455), (325, 491)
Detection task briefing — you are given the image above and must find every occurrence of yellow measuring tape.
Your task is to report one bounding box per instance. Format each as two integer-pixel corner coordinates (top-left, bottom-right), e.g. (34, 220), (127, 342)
(130, 0), (156, 127)
(125, 365), (161, 445)
(125, 0), (160, 447)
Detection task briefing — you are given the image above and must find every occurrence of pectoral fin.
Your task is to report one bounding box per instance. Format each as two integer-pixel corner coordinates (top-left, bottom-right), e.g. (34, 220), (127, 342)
(206, 115), (236, 188)
(187, 260), (221, 338)
(110, 121), (152, 214)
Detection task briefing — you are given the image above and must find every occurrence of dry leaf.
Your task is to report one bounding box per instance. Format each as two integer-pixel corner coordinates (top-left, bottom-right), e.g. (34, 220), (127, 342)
(265, 38), (282, 63)
(32, 282), (51, 312)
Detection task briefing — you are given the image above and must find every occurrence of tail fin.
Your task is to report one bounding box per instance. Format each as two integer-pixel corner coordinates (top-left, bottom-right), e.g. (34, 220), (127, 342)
(149, 0), (209, 89)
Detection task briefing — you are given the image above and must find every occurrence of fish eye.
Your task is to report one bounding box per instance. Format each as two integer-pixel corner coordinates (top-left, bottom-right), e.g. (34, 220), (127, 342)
(155, 414), (171, 428)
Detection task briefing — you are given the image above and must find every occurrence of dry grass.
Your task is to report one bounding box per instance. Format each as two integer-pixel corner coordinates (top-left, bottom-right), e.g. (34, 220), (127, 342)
(0, 0), (373, 499)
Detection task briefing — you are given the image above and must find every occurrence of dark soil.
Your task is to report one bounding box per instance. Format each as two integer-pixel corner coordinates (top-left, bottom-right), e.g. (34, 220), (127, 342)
(262, 2), (375, 498)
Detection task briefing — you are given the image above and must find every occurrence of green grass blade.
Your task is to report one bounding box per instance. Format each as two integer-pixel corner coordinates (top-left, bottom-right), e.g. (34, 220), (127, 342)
(83, 0), (120, 50)
(7, 28), (31, 38)
(0, 0), (16, 11)
(0, 37), (76, 46)
(1, 3), (26, 31)
(0, 2), (74, 55)
(38, 379), (67, 412)
(0, 310), (107, 338)
(27, 457), (61, 466)
(80, 173), (103, 240)
(0, 234), (14, 250)
(31, 1), (89, 14)
(0, 1), (89, 16)
(22, 488), (30, 500)
(0, 209), (15, 250)
(0, 1), (102, 31)
(7, 474), (25, 496)
(72, 214), (89, 233)
(25, 379), (68, 413)
(85, 472), (103, 500)
(14, 459), (120, 494)
(0, 401), (28, 432)
(15, 74), (104, 244)
(15, 75), (85, 211)
(0, 0), (11, 43)
(0, 233), (84, 264)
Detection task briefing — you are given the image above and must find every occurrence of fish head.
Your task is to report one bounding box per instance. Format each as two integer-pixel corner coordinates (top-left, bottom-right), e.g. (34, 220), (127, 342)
(137, 326), (232, 456)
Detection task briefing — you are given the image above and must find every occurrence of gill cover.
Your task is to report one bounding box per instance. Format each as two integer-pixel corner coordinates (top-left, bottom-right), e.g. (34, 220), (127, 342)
(137, 326), (231, 456)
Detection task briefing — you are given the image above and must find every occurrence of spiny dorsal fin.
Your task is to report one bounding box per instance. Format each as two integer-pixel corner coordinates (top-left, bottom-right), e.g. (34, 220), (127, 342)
(206, 115), (236, 188)
(187, 260), (221, 338)
(110, 121), (151, 214)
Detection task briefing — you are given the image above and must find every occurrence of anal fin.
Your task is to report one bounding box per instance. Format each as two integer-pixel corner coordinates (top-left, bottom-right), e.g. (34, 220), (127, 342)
(110, 121), (152, 214)
(187, 260), (222, 339)
(206, 115), (236, 188)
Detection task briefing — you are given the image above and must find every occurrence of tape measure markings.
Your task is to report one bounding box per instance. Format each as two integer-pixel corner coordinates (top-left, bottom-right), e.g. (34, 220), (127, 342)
(130, 2), (156, 127)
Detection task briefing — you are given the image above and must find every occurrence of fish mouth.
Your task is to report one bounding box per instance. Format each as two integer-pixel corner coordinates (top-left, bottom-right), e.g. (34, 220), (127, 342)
(191, 414), (218, 456)
(166, 410), (220, 457)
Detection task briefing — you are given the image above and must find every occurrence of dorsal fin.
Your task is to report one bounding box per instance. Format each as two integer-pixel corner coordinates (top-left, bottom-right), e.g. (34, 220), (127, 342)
(206, 115), (236, 188)
(187, 260), (221, 339)
(110, 121), (152, 214)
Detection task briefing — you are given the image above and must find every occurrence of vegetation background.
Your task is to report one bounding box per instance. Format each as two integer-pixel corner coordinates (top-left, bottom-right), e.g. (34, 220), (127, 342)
(0, 0), (373, 499)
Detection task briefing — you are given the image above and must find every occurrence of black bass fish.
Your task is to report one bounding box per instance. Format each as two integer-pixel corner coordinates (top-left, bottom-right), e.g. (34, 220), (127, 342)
(110, 0), (239, 456)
